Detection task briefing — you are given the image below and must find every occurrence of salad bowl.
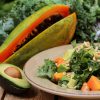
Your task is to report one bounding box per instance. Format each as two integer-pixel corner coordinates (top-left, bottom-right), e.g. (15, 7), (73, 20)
(24, 44), (100, 99)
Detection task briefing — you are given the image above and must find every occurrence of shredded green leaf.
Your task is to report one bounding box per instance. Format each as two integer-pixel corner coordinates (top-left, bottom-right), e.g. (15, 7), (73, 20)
(66, 0), (100, 42)
(37, 59), (57, 79)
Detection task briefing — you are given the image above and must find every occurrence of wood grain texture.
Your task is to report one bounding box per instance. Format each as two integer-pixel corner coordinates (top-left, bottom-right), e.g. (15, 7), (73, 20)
(58, 96), (67, 100)
(58, 96), (99, 100)
(33, 90), (54, 100)
(58, 96), (73, 100)
(0, 86), (4, 100)
(4, 87), (54, 100)
(4, 87), (37, 100)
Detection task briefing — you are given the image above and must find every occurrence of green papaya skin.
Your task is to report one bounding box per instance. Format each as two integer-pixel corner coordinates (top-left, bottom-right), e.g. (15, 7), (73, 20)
(4, 13), (77, 67)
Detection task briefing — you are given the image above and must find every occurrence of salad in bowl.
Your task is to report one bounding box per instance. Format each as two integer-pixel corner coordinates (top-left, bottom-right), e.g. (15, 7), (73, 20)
(38, 41), (100, 91)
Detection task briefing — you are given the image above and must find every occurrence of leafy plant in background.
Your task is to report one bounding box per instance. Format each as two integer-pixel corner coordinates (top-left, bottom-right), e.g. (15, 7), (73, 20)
(66, 0), (100, 42)
(0, 0), (14, 17)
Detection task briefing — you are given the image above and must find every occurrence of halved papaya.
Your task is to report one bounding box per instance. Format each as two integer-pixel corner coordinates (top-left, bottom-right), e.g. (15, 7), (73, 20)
(0, 5), (69, 62)
(0, 5), (77, 67)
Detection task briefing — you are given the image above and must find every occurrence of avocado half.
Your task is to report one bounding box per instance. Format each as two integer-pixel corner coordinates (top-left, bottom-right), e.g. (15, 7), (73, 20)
(0, 64), (31, 94)
(0, 5), (77, 67)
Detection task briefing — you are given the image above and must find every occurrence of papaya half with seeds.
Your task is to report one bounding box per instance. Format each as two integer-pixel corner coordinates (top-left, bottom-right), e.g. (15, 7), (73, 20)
(0, 5), (69, 62)
(0, 5), (77, 67)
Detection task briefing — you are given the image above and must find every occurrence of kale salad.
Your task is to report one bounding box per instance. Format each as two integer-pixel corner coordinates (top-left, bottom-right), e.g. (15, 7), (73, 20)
(38, 42), (100, 91)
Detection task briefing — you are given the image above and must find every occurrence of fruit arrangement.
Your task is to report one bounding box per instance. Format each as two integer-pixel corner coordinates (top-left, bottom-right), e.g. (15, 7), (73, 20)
(0, 0), (99, 95)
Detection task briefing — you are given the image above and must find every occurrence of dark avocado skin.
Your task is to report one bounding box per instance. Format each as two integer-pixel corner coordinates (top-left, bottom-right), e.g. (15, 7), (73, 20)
(0, 75), (30, 95)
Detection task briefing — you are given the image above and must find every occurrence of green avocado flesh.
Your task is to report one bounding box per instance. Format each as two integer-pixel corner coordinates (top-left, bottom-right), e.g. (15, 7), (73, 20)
(0, 64), (31, 93)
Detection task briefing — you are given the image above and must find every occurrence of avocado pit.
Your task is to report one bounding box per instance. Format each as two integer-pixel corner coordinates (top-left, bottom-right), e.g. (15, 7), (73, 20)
(0, 64), (31, 94)
(4, 67), (22, 79)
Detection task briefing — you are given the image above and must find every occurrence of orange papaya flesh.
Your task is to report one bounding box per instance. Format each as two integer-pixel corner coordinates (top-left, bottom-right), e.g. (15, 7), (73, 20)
(0, 5), (69, 62)
(87, 76), (100, 91)
(4, 13), (77, 67)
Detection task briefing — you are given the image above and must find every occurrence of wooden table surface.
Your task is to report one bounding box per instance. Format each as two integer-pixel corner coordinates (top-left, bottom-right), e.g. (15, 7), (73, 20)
(0, 86), (73, 100)
(1, 86), (99, 100)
